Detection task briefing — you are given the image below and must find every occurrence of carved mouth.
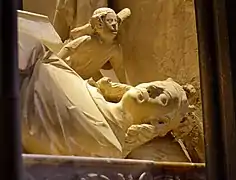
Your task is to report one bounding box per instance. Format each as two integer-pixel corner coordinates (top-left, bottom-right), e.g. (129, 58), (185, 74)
(109, 28), (118, 33)
(110, 31), (118, 34)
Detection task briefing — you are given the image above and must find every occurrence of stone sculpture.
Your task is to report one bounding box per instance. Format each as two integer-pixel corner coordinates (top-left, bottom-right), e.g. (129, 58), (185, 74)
(98, 79), (204, 162)
(88, 77), (196, 158)
(20, 33), (194, 159)
(52, 0), (108, 41)
(57, 7), (131, 83)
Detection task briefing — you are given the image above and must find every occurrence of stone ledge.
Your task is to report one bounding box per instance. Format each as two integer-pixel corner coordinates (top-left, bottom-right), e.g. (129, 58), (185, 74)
(23, 154), (206, 180)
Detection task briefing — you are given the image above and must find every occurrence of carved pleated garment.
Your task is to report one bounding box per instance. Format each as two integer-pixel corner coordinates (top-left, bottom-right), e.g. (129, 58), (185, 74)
(19, 32), (122, 157)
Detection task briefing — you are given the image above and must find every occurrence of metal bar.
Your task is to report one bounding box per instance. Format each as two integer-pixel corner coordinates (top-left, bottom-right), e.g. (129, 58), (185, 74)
(195, 0), (236, 179)
(222, 0), (236, 179)
(0, 0), (23, 179)
(194, 1), (223, 179)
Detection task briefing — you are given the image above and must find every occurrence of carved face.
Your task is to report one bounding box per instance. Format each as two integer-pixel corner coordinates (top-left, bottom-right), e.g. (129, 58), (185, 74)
(121, 78), (191, 137)
(104, 12), (119, 34)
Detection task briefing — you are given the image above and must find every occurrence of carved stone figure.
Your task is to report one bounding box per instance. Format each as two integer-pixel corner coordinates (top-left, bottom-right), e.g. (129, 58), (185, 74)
(88, 77), (196, 158)
(20, 33), (193, 158)
(51, 0), (108, 41)
(57, 7), (131, 83)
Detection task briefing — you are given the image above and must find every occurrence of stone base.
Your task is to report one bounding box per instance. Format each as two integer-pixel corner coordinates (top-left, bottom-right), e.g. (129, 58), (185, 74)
(24, 154), (206, 180)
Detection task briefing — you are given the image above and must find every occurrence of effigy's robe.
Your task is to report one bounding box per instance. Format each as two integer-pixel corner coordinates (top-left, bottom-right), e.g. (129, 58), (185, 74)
(19, 17), (122, 158)
(18, 10), (63, 53)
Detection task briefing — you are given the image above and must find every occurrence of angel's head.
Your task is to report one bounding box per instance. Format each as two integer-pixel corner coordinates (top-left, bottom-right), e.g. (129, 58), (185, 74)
(90, 7), (131, 41)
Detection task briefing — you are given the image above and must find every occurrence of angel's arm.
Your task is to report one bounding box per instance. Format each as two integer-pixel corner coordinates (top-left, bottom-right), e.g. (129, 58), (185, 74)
(57, 35), (91, 60)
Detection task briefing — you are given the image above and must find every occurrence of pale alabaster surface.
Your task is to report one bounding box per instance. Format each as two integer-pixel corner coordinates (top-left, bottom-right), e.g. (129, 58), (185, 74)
(20, 34), (193, 159)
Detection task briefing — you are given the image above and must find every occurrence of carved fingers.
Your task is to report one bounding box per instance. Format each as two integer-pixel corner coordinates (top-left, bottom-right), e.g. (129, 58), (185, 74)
(97, 77), (112, 85)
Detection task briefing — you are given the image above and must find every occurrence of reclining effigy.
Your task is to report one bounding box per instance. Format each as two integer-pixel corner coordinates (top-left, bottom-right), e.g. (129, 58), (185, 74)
(18, 8), (203, 162)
